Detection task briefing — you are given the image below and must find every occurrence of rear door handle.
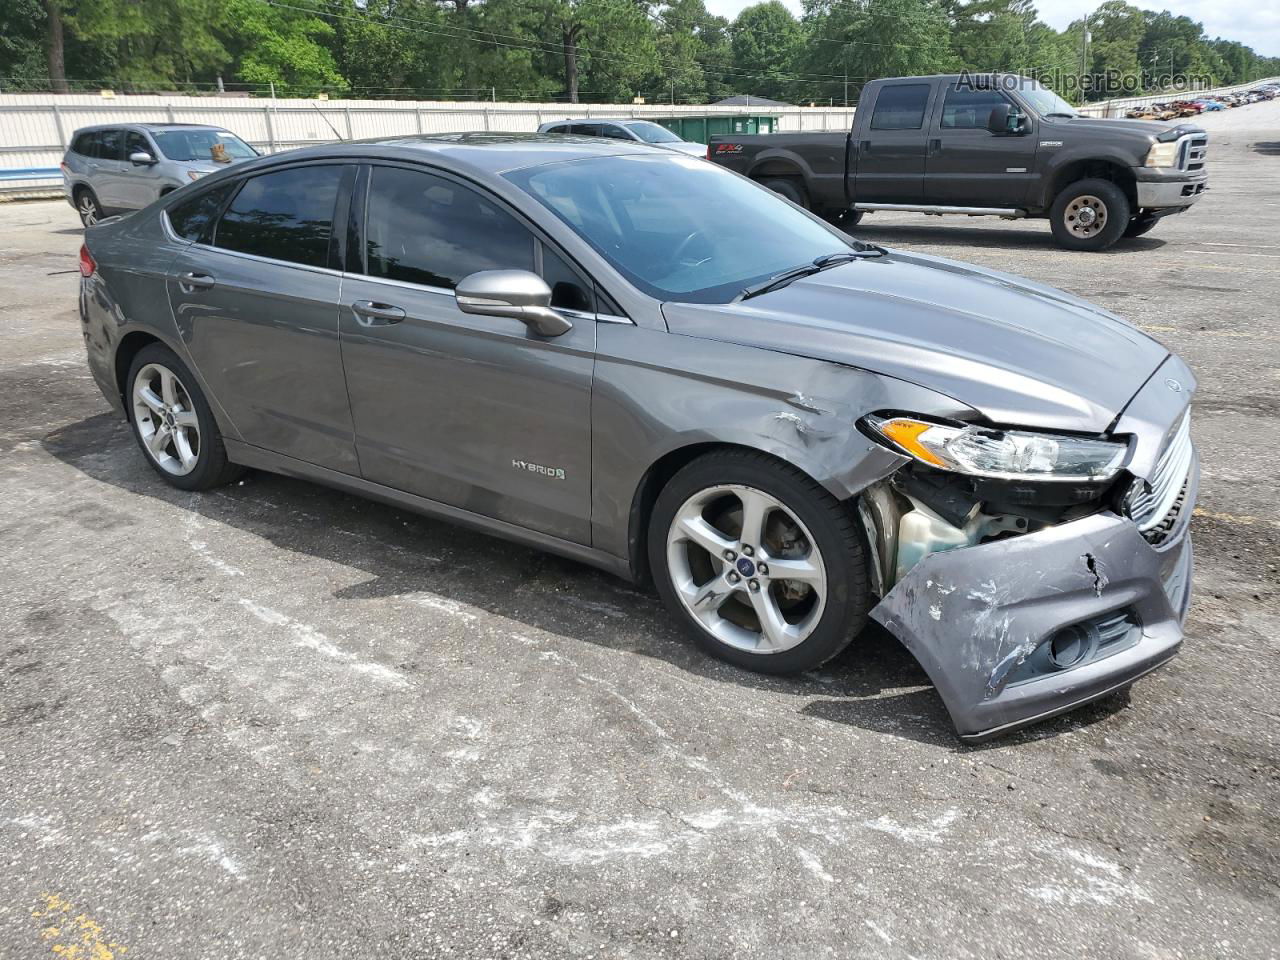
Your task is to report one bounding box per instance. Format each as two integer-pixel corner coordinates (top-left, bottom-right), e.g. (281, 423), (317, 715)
(352, 300), (406, 326)
(178, 271), (215, 292)
(928, 137), (942, 157)
(859, 139), (871, 156)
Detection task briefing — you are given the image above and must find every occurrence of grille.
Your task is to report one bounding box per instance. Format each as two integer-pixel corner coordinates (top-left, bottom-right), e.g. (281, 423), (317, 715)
(1179, 134), (1208, 171)
(1125, 410), (1193, 545)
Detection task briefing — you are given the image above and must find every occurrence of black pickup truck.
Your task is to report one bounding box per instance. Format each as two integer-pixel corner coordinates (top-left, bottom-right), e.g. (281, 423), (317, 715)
(708, 74), (1208, 251)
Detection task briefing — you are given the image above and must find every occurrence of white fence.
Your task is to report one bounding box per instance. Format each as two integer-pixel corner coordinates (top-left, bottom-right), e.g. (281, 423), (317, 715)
(0, 94), (855, 194)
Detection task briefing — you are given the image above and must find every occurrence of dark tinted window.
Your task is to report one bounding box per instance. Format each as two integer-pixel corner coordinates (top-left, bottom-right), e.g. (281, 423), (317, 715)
(214, 165), (342, 268)
(569, 123), (600, 136)
(870, 84), (930, 130)
(541, 242), (593, 312)
(71, 132), (96, 156)
(941, 86), (1009, 129)
(167, 182), (235, 242)
(363, 167), (534, 289)
(598, 124), (634, 141)
(95, 129), (124, 160)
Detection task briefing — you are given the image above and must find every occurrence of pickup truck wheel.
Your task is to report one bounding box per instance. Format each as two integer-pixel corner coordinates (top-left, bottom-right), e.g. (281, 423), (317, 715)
(1123, 214), (1160, 238)
(762, 178), (810, 211)
(1049, 179), (1130, 251)
(649, 450), (869, 674)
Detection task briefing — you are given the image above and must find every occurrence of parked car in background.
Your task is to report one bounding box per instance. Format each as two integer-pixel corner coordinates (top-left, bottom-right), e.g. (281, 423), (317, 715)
(536, 118), (706, 157)
(708, 73), (1209, 250)
(62, 123), (258, 226)
(76, 134), (1196, 741)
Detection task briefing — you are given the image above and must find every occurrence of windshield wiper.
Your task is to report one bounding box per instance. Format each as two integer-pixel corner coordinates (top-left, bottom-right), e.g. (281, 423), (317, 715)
(738, 249), (885, 301)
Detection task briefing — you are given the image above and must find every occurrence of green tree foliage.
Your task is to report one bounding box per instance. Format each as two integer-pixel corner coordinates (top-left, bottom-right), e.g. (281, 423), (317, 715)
(2, 0), (1278, 102)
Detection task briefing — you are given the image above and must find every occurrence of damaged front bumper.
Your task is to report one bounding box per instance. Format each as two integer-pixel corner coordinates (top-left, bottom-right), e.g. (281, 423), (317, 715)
(870, 459), (1196, 741)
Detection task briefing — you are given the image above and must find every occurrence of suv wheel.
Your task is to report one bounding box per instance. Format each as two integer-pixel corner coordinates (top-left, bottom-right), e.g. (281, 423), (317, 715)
(649, 450), (869, 674)
(75, 188), (104, 227)
(1049, 178), (1130, 251)
(127, 343), (243, 491)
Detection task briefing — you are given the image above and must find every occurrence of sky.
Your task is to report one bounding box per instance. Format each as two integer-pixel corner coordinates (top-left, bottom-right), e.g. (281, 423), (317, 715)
(701, 0), (1280, 59)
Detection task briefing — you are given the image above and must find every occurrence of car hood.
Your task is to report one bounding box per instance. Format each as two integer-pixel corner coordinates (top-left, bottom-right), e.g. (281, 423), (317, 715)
(662, 250), (1170, 433)
(1048, 115), (1204, 140)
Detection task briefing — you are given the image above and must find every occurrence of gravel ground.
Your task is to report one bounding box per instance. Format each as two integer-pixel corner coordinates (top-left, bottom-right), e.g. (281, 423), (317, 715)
(2, 101), (1278, 960)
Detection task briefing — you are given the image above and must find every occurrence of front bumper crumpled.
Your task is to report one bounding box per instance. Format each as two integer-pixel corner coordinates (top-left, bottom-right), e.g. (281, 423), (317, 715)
(871, 457), (1197, 743)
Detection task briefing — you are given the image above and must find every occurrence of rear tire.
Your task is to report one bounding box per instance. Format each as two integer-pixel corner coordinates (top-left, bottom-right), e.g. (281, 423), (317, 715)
(126, 343), (243, 491)
(1123, 214), (1160, 238)
(762, 178), (810, 210)
(1049, 178), (1130, 251)
(75, 188), (104, 228)
(648, 449), (869, 674)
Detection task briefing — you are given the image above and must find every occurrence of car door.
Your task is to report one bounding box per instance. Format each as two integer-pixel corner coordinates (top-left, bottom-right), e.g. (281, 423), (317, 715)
(165, 162), (359, 474)
(91, 128), (129, 208)
(338, 162), (596, 544)
(924, 83), (1040, 207)
(119, 130), (164, 209)
(850, 82), (935, 204)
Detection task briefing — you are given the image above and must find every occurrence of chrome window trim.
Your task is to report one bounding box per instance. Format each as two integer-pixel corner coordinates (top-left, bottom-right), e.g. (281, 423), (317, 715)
(189, 240), (345, 279)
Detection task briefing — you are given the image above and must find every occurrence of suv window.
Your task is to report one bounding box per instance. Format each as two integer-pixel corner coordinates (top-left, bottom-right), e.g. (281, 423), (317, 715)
(569, 123), (601, 136)
(870, 84), (930, 130)
(96, 129), (124, 160)
(363, 166), (534, 289)
(167, 182), (235, 242)
(213, 165), (342, 268)
(71, 132), (97, 156)
(124, 131), (151, 158)
(597, 124), (634, 141)
(941, 86), (1009, 129)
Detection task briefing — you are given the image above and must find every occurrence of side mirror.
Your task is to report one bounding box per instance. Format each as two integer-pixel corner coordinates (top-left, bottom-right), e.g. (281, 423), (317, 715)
(455, 270), (572, 338)
(986, 105), (1027, 135)
(129, 151), (156, 166)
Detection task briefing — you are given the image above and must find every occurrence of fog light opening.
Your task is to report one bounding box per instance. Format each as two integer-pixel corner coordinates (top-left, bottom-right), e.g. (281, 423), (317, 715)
(1046, 623), (1098, 670)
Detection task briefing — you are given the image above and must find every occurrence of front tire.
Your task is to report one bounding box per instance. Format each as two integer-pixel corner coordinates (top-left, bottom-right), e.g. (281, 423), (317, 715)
(1049, 178), (1130, 251)
(1123, 214), (1160, 238)
(649, 450), (869, 674)
(126, 343), (243, 491)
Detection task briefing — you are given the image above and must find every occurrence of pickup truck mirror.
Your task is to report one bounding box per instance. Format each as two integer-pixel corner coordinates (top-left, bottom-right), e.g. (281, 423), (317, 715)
(986, 104), (1027, 135)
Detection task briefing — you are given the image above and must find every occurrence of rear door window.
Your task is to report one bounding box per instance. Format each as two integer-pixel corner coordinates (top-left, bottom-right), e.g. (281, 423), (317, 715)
(569, 123), (601, 136)
(96, 129), (124, 160)
(213, 165), (343, 268)
(71, 132), (97, 156)
(167, 182), (236, 242)
(361, 166), (534, 289)
(870, 84), (931, 130)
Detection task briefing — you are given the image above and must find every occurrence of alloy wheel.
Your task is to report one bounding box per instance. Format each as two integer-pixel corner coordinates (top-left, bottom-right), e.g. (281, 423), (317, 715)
(132, 363), (201, 476)
(665, 484), (827, 653)
(1064, 195), (1107, 239)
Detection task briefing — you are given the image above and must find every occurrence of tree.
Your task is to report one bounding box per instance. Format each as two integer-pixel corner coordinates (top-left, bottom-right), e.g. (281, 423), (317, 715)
(220, 0), (345, 94)
(731, 1), (802, 103)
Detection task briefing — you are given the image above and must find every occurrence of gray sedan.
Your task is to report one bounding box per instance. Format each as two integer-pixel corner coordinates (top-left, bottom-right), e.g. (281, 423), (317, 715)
(76, 134), (1196, 741)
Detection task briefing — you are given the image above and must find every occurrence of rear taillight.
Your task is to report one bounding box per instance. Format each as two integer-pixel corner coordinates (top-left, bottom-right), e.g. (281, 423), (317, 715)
(60, 161), (71, 177)
(78, 244), (96, 277)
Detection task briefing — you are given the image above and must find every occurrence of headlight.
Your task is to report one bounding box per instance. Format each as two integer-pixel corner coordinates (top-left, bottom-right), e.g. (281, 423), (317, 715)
(864, 415), (1127, 482)
(1144, 141), (1179, 167)
(187, 170), (206, 181)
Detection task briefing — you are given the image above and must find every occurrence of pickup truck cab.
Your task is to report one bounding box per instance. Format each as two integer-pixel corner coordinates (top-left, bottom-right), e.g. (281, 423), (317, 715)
(708, 74), (1208, 250)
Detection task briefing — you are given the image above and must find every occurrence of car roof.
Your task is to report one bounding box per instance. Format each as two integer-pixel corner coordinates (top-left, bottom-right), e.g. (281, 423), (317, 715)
(227, 133), (663, 176)
(72, 122), (229, 133)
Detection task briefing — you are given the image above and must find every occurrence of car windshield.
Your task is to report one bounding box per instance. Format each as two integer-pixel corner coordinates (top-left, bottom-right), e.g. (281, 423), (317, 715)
(505, 154), (852, 303)
(623, 121), (682, 144)
(1019, 81), (1078, 118)
(152, 129), (257, 162)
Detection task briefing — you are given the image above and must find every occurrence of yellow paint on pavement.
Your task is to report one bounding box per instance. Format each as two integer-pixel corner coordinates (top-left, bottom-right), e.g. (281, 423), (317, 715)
(31, 893), (128, 959)
(1193, 507), (1280, 529)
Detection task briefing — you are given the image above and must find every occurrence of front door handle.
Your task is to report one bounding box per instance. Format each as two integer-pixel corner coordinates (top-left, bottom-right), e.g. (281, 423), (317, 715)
(178, 271), (215, 292)
(928, 137), (942, 157)
(352, 300), (406, 326)
(859, 139), (871, 156)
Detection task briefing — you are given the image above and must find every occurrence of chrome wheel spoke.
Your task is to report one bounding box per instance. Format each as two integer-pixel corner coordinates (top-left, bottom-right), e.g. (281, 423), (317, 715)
(146, 424), (171, 455)
(747, 588), (790, 650)
(160, 368), (179, 407)
(737, 488), (772, 547)
(173, 427), (197, 468)
(675, 510), (735, 558)
(132, 362), (202, 477)
(136, 385), (164, 414)
(173, 409), (198, 429)
(762, 553), (823, 584)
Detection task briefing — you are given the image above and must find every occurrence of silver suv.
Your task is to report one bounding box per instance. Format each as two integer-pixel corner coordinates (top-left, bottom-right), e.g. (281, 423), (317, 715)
(537, 118), (706, 157)
(62, 123), (258, 226)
